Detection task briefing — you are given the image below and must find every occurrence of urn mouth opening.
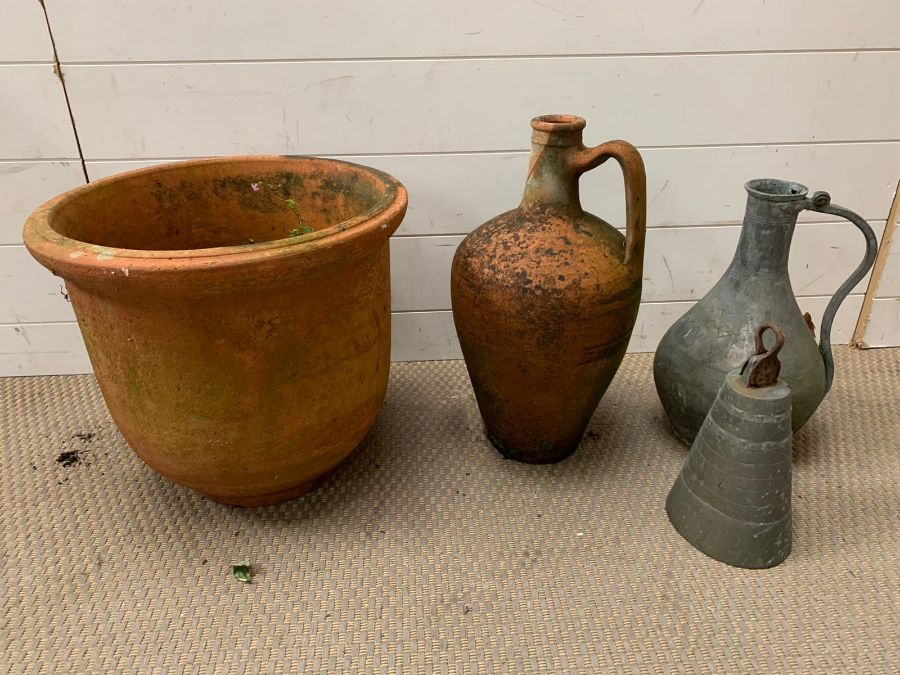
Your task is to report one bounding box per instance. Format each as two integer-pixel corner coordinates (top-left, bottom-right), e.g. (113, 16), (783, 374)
(531, 114), (587, 133)
(745, 178), (809, 202)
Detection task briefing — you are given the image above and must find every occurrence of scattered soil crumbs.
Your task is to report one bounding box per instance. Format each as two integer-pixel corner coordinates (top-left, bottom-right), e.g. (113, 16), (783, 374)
(56, 450), (82, 467)
(55, 432), (97, 467)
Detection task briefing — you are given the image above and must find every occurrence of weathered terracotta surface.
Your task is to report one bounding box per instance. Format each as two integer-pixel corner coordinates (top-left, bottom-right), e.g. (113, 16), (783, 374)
(451, 115), (646, 463)
(24, 156), (407, 506)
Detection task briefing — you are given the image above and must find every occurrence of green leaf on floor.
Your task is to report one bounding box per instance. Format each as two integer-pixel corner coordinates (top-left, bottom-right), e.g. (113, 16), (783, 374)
(231, 560), (252, 583)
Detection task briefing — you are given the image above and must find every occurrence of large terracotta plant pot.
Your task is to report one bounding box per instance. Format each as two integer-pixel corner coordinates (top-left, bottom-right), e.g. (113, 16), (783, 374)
(24, 156), (407, 506)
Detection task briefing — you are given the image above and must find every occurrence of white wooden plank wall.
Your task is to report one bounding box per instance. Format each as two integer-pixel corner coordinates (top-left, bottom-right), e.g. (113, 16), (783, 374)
(40, 1), (900, 61)
(0, 2), (55, 63)
(0, 1), (85, 376)
(2, 1), (899, 375)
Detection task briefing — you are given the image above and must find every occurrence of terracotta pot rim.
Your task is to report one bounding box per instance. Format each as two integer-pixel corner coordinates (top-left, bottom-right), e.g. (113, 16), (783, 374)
(23, 155), (408, 272)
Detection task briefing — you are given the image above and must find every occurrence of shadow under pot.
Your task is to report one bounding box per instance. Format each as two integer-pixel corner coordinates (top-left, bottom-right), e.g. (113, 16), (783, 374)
(24, 156), (407, 506)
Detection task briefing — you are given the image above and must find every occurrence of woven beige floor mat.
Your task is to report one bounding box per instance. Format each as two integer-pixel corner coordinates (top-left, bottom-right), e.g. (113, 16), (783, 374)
(2, 347), (898, 673)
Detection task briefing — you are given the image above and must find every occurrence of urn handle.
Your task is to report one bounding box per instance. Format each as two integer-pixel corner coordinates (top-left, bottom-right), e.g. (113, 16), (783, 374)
(804, 191), (878, 392)
(572, 140), (647, 267)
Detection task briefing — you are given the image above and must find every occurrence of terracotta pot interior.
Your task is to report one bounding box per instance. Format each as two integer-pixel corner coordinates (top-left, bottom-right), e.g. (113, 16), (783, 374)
(49, 160), (393, 251)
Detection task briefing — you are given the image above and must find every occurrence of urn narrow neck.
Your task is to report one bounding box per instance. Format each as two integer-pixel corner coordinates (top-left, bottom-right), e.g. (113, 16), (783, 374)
(730, 179), (809, 274)
(519, 115), (585, 210)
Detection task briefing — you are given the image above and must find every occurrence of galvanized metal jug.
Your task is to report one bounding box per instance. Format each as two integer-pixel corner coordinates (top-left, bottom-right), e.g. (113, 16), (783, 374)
(654, 178), (878, 445)
(667, 324), (793, 569)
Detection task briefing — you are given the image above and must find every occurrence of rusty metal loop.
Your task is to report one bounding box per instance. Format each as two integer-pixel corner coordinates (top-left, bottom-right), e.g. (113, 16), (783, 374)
(740, 323), (785, 388)
(754, 322), (785, 359)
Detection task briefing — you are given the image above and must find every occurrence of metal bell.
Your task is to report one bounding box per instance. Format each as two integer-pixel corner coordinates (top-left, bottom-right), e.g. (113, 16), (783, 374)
(666, 323), (793, 569)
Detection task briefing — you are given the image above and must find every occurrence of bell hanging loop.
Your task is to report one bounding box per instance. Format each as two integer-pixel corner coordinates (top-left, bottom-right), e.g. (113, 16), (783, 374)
(739, 322), (785, 388)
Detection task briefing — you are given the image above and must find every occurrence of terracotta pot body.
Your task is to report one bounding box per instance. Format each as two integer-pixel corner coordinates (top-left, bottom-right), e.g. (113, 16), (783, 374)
(653, 179), (878, 445)
(24, 156), (407, 506)
(451, 115), (646, 463)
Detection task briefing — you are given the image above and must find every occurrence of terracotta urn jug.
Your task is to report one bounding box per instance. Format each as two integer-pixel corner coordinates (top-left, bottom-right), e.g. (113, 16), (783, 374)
(24, 156), (407, 506)
(653, 179), (877, 445)
(451, 115), (646, 463)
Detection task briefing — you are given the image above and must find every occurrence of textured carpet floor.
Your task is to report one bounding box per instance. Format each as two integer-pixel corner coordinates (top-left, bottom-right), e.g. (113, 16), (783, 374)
(1, 348), (898, 673)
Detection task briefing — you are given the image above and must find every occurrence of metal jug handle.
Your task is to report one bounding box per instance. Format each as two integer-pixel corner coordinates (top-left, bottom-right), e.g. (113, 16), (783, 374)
(572, 140), (647, 267)
(803, 191), (878, 392)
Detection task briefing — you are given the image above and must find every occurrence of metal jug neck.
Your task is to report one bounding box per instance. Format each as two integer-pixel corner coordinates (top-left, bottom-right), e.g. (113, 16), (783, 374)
(731, 179), (809, 274)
